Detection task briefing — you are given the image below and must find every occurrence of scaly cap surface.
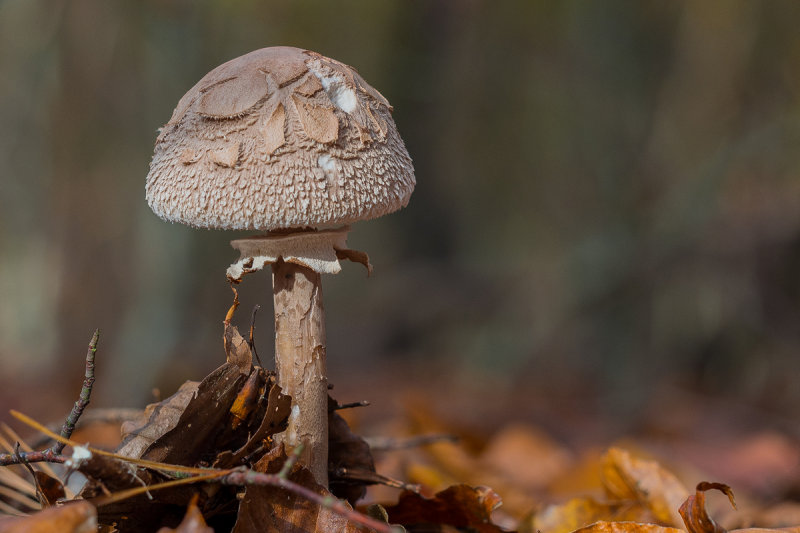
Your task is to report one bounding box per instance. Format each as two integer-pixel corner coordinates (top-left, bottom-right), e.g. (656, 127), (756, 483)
(146, 46), (415, 230)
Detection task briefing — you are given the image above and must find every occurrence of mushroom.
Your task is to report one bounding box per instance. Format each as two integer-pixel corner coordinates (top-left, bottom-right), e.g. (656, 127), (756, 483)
(145, 46), (415, 485)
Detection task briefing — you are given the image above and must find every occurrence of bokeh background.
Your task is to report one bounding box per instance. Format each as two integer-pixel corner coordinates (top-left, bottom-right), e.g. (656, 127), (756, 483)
(2, 0), (800, 436)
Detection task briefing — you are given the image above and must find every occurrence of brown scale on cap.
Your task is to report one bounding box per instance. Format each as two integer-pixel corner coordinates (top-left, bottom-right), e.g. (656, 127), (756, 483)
(145, 46), (415, 231)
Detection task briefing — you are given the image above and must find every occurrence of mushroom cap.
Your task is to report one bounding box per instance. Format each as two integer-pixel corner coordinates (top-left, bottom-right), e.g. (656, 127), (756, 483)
(146, 46), (415, 230)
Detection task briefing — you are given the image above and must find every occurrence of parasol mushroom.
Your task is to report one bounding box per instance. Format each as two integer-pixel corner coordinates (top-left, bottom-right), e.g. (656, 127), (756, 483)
(145, 46), (415, 485)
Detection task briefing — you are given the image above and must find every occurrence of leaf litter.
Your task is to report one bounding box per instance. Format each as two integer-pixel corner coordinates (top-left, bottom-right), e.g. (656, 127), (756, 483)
(2, 319), (800, 532)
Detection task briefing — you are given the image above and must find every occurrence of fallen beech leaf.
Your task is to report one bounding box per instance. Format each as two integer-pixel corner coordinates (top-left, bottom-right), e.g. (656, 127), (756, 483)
(223, 322), (253, 374)
(406, 462), (460, 494)
(0, 501), (96, 533)
(157, 496), (213, 533)
(118, 380), (200, 459)
(33, 471), (65, 507)
(328, 397), (377, 505)
(384, 484), (507, 533)
(523, 497), (655, 533)
(233, 445), (361, 533)
(96, 363), (265, 531)
(229, 368), (266, 430)
(732, 503), (800, 530)
(79, 452), (151, 497)
(480, 423), (572, 492)
(213, 376), (291, 469)
(141, 363), (248, 465)
(571, 521), (685, 533)
(602, 447), (689, 527)
(679, 482), (736, 533)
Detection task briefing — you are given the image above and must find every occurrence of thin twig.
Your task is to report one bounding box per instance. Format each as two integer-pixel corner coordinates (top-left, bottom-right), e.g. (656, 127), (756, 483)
(365, 433), (460, 452)
(0, 449), (66, 468)
(249, 304), (263, 367)
(0, 331), (100, 468)
(332, 400), (370, 411)
(28, 408), (144, 450)
(52, 329), (100, 454)
(332, 466), (421, 492)
(7, 410), (213, 476)
(223, 469), (398, 533)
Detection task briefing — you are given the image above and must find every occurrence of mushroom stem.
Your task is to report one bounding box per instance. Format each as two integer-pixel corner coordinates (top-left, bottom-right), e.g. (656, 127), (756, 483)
(272, 259), (329, 486)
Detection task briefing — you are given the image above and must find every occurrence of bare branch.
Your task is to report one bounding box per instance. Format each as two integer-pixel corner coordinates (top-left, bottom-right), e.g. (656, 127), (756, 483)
(0, 330), (99, 467)
(366, 433), (459, 452)
(249, 304), (263, 367)
(221, 468), (399, 533)
(52, 329), (100, 454)
(0, 450), (67, 467)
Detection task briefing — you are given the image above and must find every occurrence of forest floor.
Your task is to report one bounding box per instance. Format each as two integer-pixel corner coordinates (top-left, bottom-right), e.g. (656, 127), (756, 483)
(0, 326), (799, 533)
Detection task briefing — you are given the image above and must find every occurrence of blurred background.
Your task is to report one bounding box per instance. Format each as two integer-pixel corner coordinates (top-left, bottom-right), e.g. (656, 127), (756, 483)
(1, 0), (800, 439)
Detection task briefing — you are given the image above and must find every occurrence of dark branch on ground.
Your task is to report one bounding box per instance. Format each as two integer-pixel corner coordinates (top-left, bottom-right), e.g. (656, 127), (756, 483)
(332, 400), (371, 411)
(220, 468), (401, 533)
(52, 329), (100, 454)
(366, 433), (460, 452)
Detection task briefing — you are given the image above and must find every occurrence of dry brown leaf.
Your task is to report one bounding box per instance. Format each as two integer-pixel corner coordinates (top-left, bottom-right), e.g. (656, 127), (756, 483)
(400, 404), (554, 520)
(232, 445), (361, 533)
(96, 363), (268, 531)
(140, 363), (248, 465)
(0, 501), (96, 533)
(118, 380), (199, 459)
(732, 503), (800, 530)
(481, 423), (572, 492)
(328, 397), (377, 505)
(156, 496), (213, 533)
(383, 484), (507, 533)
(79, 452), (152, 497)
(213, 375), (291, 469)
(679, 482), (736, 533)
(223, 322), (253, 373)
(571, 521), (685, 533)
(522, 498), (656, 533)
(32, 471), (65, 507)
(602, 447), (690, 527)
(229, 369), (266, 430)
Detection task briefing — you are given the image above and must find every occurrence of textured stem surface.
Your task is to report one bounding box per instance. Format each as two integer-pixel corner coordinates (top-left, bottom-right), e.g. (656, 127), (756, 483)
(272, 260), (328, 486)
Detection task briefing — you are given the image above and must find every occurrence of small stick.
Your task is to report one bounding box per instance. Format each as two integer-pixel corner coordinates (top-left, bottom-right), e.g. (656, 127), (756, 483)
(7, 410), (213, 476)
(332, 400), (370, 411)
(365, 433), (460, 452)
(1, 425), (59, 479)
(14, 442), (49, 507)
(0, 449), (67, 467)
(0, 330), (99, 467)
(223, 469), (399, 533)
(28, 408), (144, 450)
(52, 329), (100, 454)
(249, 304), (263, 367)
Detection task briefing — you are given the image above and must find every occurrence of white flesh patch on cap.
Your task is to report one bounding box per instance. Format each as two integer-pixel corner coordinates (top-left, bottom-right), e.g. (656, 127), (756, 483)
(307, 62), (357, 113)
(317, 154), (336, 173)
